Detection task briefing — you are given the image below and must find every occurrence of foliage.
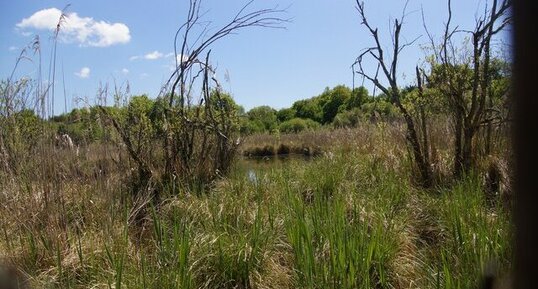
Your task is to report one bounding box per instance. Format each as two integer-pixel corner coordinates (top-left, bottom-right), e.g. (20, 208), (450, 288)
(332, 108), (363, 128)
(0, 77), (45, 175)
(12, 109), (43, 142)
(276, 107), (296, 123)
(237, 85), (375, 134)
(279, 117), (320, 133)
(0, 131), (513, 288)
(148, 96), (169, 137)
(292, 98), (323, 124)
(245, 105), (278, 132)
(240, 119), (266, 135)
(344, 86), (369, 110)
(333, 98), (400, 128)
(318, 85), (351, 124)
(0, 2), (514, 286)
(119, 95), (155, 159)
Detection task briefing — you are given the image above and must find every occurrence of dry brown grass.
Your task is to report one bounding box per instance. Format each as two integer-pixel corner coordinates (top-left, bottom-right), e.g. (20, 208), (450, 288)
(0, 118), (513, 288)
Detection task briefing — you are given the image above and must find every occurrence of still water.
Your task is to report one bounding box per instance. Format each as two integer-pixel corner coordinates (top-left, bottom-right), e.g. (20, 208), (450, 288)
(235, 155), (314, 183)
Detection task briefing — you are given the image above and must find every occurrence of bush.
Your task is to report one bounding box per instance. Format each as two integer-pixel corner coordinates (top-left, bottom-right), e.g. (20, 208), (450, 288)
(246, 106), (278, 132)
(279, 118), (320, 133)
(292, 99), (323, 123)
(276, 108), (296, 122)
(361, 100), (400, 121)
(332, 108), (363, 128)
(240, 119), (265, 135)
(320, 85), (351, 124)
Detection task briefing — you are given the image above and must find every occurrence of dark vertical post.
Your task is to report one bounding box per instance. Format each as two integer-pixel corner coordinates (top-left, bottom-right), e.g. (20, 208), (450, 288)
(513, 0), (538, 288)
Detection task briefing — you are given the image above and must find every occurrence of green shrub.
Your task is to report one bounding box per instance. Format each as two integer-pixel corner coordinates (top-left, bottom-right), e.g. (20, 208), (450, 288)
(240, 119), (265, 135)
(276, 108), (296, 122)
(279, 118), (320, 133)
(332, 108), (363, 128)
(361, 100), (400, 121)
(246, 106), (278, 132)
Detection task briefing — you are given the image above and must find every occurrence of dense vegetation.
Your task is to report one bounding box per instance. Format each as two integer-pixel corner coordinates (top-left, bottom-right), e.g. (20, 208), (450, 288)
(240, 85), (396, 135)
(1, 0), (513, 288)
(39, 84), (395, 141)
(0, 124), (512, 288)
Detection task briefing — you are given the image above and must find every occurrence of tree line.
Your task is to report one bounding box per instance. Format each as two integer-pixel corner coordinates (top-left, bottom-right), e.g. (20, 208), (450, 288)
(1, 0), (512, 194)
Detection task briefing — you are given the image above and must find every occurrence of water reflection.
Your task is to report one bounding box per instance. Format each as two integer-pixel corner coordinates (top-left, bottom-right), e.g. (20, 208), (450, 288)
(237, 154), (314, 183)
(247, 169), (257, 183)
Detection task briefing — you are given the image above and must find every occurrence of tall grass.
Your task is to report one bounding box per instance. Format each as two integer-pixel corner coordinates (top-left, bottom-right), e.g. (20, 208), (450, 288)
(0, 125), (512, 288)
(431, 174), (512, 288)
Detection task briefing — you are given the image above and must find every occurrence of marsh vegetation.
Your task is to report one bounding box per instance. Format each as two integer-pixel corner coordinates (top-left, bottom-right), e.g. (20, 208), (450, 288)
(0, 0), (513, 288)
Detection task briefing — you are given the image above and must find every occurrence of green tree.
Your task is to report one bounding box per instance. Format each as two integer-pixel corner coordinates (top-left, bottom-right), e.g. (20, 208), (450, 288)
(320, 85), (351, 124)
(344, 86), (369, 110)
(292, 99), (323, 123)
(14, 109), (42, 141)
(239, 119), (265, 135)
(246, 105), (278, 132)
(276, 107), (296, 122)
(279, 117), (320, 133)
(332, 108), (362, 128)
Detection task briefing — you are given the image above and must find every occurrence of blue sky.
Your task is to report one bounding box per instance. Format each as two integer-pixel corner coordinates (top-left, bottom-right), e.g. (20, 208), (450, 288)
(1, 0), (510, 114)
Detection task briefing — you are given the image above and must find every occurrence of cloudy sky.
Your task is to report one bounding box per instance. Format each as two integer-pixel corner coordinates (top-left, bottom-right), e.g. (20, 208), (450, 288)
(1, 0), (510, 114)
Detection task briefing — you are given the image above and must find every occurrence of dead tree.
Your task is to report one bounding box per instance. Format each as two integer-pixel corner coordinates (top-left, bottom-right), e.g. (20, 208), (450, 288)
(424, 0), (512, 177)
(416, 66), (431, 176)
(159, 0), (286, 190)
(353, 1), (432, 187)
(102, 0), (286, 194)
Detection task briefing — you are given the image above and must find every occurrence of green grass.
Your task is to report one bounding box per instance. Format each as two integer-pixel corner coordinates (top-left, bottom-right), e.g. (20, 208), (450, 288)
(0, 132), (512, 288)
(431, 175), (512, 289)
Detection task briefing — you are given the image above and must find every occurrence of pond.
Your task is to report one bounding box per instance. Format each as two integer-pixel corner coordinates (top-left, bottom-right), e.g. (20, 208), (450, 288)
(235, 154), (314, 183)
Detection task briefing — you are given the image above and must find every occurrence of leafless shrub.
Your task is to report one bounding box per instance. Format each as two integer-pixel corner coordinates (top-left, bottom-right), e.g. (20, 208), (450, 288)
(99, 0), (287, 196)
(422, 0), (512, 177)
(352, 1), (433, 187)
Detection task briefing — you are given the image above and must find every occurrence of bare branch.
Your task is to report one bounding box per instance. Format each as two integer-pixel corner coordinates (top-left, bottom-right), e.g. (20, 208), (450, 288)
(166, 0), (288, 108)
(354, 0), (433, 186)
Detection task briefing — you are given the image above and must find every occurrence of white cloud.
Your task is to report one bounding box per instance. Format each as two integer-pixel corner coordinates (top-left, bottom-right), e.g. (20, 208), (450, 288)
(121, 68), (129, 74)
(75, 67), (90, 78)
(176, 54), (189, 63)
(8, 46), (18, 51)
(130, 50), (167, 61)
(90, 21), (130, 47)
(144, 50), (163, 60)
(140, 73), (149, 79)
(165, 52), (189, 62)
(16, 8), (130, 47)
(164, 53), (190, 71)
(17, 8), (60, 30)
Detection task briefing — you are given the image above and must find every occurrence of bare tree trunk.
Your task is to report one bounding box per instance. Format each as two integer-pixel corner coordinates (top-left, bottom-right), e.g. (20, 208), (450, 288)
(0, 133), (13, 175)
(454, 110), (464, 177)
(157, 0), (285, 191)
(163, 114), (173, 184)
(485, 92), (494, 155)
(402, 105), (432, 187)
(483, 20), (494, 156)
(98, 106), (153, 195)
(420, 108), (429, 163)
(417, 67), (431, 171)
(431, 0), (511, 178)
(353, 1), (432, 187)
(512, 0), (538, 286)
(462, 126), (475, 173)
